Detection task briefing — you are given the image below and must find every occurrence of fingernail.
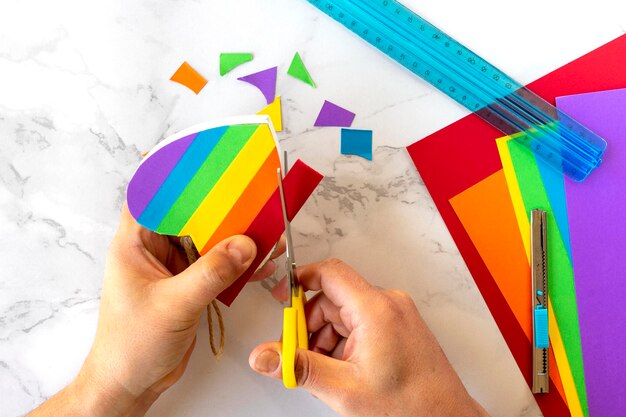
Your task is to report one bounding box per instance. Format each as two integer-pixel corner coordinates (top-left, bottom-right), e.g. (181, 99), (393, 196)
(228, 236), (256, 264)
(253, 349), (280, 374)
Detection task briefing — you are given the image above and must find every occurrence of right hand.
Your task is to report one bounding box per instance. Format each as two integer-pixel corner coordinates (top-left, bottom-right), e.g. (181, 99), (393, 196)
(249, 258), (490, 417)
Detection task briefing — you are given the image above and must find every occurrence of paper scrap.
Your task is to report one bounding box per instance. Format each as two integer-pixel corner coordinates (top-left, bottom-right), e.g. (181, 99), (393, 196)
(257, 96), (283, 132)
(497, 136), (585, 417)
(127, 117), (280, 256)
(287, 52), (316, 88)
(341, 128), (372, 160)
(558, 87), (626, 417)
(169, 61), (208, 94)
(238, 67), (277, 104)
(314, 100), (355, 127)
(220, 52), (254, 76)
(407, 33), (626, 417)
(217, 159), (323, 305)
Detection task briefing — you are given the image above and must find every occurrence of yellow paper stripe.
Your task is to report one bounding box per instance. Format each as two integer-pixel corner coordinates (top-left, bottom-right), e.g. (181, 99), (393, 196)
(180, 124), (277, 248)
(496, 136), (583, 417)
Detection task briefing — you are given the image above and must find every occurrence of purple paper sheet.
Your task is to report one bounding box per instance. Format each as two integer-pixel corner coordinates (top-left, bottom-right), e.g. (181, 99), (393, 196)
(558, 87), (626, 417)
(314, 100), (355, 127)
(238, 67), (277, 104)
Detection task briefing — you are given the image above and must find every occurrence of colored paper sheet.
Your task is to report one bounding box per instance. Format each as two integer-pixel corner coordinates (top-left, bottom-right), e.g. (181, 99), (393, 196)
(287, 52), (316, 88)
(407, 34), (626, 417)
(257, 96), (283, 132)
(238, 67), (277, 105)
(169, 61), (207, 94)
(220, 53), (253, 76)
(341, 128), (372, 160)
(450, 170), (567, 403)
(505, 136), (586, 411)
(497, 136), (585, 417)
(127, 116), (281, 257)
(217, 159), (323, 305)
(314, 100), (355, 127)
(558, 88), (626, 417)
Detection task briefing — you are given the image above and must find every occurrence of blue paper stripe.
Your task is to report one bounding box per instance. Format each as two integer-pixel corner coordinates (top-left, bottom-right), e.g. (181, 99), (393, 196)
(138, 126), (229, 230)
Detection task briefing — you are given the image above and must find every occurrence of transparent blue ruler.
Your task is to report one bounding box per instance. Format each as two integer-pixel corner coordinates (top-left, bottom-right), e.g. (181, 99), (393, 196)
(307, 0), (607, 181)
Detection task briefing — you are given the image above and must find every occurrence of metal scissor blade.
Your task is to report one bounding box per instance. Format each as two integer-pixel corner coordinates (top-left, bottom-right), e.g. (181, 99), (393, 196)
(276, 168), (298, 301)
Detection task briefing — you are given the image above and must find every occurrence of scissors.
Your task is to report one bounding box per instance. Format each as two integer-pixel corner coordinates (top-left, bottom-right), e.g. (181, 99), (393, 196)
(276, 158), (308, 389)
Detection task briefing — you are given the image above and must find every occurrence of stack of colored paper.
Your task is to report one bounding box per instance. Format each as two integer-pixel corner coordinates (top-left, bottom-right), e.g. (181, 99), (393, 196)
(407, 34), (626, 417)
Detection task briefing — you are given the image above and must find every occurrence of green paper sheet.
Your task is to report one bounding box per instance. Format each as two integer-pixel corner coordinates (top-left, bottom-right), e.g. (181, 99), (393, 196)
(507, 138), (588, 415)
(287, 52), (316, 87)
(220, 53), (254, 76)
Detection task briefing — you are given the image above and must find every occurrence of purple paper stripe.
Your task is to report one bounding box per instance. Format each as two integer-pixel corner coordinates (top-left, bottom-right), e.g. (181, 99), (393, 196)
(127, 133), (196, 220)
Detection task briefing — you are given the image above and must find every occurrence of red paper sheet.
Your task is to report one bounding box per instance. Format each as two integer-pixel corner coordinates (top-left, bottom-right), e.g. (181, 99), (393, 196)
(218, 159), (323, 306)
(407, 34), (626, 417)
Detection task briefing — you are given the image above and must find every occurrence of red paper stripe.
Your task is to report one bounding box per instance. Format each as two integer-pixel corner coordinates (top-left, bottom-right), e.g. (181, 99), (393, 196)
(217, 159), (323, 306)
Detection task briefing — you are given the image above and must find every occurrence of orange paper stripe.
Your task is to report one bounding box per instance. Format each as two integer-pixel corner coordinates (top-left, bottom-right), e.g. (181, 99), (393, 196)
(170, 61), (208, 94)
(199, 150), (280, 254)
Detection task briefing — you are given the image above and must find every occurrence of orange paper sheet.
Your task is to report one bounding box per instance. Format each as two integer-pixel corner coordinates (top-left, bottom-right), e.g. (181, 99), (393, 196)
(450, 170), (566, 402)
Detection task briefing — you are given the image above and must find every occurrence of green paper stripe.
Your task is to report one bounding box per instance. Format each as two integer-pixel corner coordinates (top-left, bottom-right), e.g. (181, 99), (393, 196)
(507, 138), (588, 416)
(157, 124), (260, 234)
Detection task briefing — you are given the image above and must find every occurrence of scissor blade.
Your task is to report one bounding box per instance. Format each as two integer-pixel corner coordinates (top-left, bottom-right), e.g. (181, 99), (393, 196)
(276, 168), (298, 294)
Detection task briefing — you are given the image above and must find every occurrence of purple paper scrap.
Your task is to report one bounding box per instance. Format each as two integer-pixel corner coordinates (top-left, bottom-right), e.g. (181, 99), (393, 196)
(314, 100), (355, 127)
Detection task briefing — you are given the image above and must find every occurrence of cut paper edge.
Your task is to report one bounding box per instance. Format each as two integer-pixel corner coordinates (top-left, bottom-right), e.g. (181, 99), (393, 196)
(287, 52), (316, 88)
(169, 61), (207, 94)
(257, 96), (283, 132)
(341, 128), (373, 160)
(217, 159), (323, 305)
(314, 100), (356, 127)
(238, 66), (278, 105)
(220, 52), (254, 76)
(497, 137), (583, 417)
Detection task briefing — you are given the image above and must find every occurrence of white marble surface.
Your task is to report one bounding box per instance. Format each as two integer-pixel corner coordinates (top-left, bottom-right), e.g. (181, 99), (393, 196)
(1, 0), (624, 416)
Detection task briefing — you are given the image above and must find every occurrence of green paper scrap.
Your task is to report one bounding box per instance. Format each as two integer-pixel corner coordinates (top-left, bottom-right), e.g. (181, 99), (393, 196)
(220, 53), (254, 76)
(507, 138), (588, 415)
(287, 52), (316, 88)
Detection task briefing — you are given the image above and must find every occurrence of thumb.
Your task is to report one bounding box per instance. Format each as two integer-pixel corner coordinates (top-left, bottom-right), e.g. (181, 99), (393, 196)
(161, 235), (256, 308)
(249, 342), (355, 405)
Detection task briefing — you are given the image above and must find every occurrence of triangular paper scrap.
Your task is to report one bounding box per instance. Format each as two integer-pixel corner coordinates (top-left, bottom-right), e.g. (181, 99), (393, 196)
(220, 53), (253, 76)
(238, 67), (277, 104)
(314, 100), (355, 127)
(287, 52), (316, 88)
(169, 61), (207, 94)
(257, 96), (283, 132)
(341, 128), (372, 160)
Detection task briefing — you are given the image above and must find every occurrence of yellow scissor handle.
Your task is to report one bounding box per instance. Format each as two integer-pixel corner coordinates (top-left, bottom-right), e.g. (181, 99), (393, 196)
(282, 285), (308, 388)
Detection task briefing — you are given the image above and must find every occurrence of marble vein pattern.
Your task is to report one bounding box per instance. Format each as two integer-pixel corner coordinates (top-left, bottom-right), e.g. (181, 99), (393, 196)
(1, 0), (625, 416)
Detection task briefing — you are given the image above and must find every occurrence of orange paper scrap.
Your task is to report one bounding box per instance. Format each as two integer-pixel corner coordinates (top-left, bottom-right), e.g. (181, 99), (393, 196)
(170, 61), (208, 94)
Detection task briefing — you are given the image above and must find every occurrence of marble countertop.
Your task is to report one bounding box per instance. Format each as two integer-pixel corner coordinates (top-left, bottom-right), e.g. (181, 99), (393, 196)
(1, 0), (624, 416)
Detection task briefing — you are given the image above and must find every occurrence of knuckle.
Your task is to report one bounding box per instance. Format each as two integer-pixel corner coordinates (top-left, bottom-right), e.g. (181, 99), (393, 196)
(199, 256), (233, 288)
(323, 257), (345, 269)
(387, 289), (415, 307)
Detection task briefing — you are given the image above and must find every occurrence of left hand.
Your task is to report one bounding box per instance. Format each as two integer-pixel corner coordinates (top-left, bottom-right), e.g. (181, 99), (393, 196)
(64, 205), (281, 416)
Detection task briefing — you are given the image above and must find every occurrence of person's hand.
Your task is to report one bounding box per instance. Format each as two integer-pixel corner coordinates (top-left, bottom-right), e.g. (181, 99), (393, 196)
(30, 204), (282, 417)
(249, 259), (490, 417)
